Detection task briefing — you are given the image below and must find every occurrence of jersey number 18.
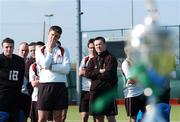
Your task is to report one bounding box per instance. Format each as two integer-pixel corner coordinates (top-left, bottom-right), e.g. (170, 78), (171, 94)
(9, 70), (19, 81)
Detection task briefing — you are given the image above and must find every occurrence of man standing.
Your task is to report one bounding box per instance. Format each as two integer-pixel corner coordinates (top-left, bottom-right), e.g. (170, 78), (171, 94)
(18, 42), (32, 122)
(0, 38), (25, 122)
(84, 36), (118, 122)
(28, 42), (36, 68)
(121, 46), (146, 122)
(29, 41), (45, 122)
(79, 38), (96, 122)
(28, 42), (36, 62)
(36, 25), (71, 122)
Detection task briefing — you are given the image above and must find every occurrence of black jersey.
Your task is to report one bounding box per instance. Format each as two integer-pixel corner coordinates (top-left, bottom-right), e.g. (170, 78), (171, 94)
(85, 50), (118, 91)
(0, 53), (25, 112)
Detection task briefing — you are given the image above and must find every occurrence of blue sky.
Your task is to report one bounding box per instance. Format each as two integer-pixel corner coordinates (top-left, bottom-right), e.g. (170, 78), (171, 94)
(0, 0), (179, 63)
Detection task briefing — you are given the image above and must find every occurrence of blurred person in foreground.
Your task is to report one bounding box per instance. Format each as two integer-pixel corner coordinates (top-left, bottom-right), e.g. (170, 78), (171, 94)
(128, 23), (176, 122)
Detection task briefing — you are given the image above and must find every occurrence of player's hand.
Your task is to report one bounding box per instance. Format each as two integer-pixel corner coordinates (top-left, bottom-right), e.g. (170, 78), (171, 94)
(35, 76), (39, 80)
(79, 69), (86, 76)
(46, 39), (56, 52)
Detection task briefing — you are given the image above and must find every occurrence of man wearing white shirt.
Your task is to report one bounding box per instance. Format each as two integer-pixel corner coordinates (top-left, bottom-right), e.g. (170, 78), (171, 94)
(121, 46), (146, 122)
(36, 26), (71, 122)
(29, 41), (45, 122)
(79, 38), (96, 122)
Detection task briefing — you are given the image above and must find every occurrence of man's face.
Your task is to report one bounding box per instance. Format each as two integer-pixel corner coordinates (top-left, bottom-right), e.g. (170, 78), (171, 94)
(29, 45), (36, 58)
(88, 43), (95, 55)
(48, 30), (61, 43)
(94, 39), (106, 54)
(2, 42), (14, 58)
(18, 44), (29, 59)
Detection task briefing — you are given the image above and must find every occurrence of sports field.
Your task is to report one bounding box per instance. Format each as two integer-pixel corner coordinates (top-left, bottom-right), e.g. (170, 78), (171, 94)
(66, 105), (180, 122)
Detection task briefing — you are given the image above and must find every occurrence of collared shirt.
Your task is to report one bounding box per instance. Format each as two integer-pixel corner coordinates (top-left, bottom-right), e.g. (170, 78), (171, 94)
(36, 45), (71, 83)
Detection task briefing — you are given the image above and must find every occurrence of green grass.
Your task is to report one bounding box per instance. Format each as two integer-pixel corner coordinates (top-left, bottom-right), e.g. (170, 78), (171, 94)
(66, 105), (180, 122)
(28, 105), (180, 122)
(66, 105), (128, 122)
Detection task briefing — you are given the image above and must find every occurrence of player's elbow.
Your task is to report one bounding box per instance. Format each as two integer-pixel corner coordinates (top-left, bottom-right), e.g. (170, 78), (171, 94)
(62, 65), (71, 74)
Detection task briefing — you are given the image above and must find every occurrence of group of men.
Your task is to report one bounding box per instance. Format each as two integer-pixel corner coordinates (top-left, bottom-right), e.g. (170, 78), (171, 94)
(0, 24), (171, 122)
(0, 25), (70, 122)
(79, 37), (118, 122)
(0, 24), (119, 122)
(78, 36), (172, 122)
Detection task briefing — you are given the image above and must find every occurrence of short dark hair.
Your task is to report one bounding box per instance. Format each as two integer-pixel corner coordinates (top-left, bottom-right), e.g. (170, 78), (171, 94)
(28, 42), (36, 46)
(87, 38), (95, 47)
(94, 36), (106, 43)
(36, 41), (45, 46)
(2, 37), (14, 46)
(49, 25), (62, 35)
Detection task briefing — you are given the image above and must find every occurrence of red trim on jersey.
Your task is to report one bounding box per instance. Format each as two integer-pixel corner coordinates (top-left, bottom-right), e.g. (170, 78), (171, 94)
(40, 45), (64, 56)
(84, 56), (90, 65)
(31, 63), (38, 76)
(58, 45), (64, 56)
(40, 46), (46, 55)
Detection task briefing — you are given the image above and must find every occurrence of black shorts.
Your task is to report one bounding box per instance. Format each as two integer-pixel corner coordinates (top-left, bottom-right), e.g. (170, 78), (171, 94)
(79, 91), (90, 112)
(30, 101), (38, 122)
(89, 90), (118, 116)
(125, 94), (147, 117)
(20, 93), (31, 117)
(30, 101), (53, 122)
(37, 83), (68, 111)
